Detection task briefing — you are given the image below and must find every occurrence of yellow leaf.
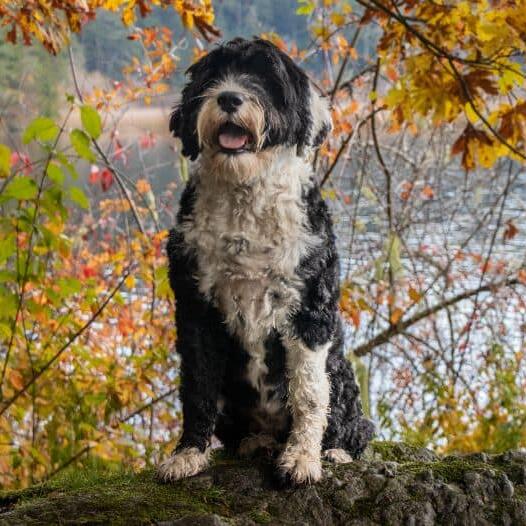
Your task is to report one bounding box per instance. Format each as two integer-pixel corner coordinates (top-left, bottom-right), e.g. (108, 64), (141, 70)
(465, 102), (479, 124)
(9, 370), (24, 391)
(390, 307), (403, 325)
(122, 5), (135, 26)
(408, 287), (422, 303)
(330, 13), (345, 26)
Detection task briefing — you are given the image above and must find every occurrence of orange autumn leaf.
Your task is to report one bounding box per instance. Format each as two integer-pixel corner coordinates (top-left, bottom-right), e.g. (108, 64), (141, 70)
(136, 179), (151, 194)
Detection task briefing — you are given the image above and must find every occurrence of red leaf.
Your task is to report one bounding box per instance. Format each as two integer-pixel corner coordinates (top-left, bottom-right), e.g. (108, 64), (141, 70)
(10, 152), (32, 174)
(82, 265), (97, 279)
(421, 185), (434, 200)
(113, 139), (127, 165)
(101, 169), (114, 192)
(89, 165), (100, 184)
(503, 220), (519, 241)
(139, 131), (156, 149)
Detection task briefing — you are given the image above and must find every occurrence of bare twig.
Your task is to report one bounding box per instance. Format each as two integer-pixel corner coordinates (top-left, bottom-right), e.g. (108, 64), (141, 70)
(352, 277), (523, 357)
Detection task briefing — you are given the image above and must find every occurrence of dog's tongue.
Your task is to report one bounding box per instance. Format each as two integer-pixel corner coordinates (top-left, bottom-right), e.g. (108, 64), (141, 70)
(219, 132), (248, 150)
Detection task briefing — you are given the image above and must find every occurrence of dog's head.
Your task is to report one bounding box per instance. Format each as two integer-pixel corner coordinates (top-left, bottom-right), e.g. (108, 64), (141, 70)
(170, 38), (331, 179)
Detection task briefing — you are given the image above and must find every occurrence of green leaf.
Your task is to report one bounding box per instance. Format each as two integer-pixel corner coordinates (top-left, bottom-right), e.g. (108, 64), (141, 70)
(179, 154), (188, 183)
(56, 277), (82, 297)
(0, 322), (11, 341)
(46, 163), (65, 186)
(0, 144), (11, 177)
(0, 235), (16, 264)
(56, 152), (78, 180)
(22, 117), (59, 144)
(70, 129), (96, 162)
(387, 233), (403, 277)
(41, 187), (65, 219)
(69, 186), (89, 209)
(80, 105), (102, 139)
(296, 0), (315, 15)
(3, 176), (38, 200)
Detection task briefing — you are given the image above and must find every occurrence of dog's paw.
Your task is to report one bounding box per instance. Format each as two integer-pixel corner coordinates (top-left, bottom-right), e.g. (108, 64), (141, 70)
(277, 446), (322, 486)
(323, 448), (353, 464)
(156, 447), (209, 482)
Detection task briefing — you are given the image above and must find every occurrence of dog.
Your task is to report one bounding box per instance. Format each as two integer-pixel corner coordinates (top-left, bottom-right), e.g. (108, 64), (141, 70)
(158, 37), (374, 486)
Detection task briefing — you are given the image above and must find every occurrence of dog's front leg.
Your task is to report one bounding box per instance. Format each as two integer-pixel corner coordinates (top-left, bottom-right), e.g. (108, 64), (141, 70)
(157, 310), (226, 482)
(278, 338), (330, 485)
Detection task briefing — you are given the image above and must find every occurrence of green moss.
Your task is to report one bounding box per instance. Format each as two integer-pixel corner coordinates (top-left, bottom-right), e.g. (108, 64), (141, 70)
(249, 510), (273, 524)
(0, 465), (233, 525)
(370, 441), (435, 463)
(400, 457), (503, 484)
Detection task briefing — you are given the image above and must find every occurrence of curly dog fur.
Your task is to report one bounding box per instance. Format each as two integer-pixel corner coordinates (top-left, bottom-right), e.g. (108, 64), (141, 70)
(158, 37), (374, 486)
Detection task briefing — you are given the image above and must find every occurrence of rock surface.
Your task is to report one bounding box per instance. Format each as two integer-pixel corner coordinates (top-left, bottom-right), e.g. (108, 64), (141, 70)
(1, 442), (525, 525)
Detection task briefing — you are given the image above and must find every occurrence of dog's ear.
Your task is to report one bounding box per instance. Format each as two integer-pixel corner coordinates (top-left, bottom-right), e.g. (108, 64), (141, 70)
(169, 105), (182, 138)
(307, 85), (332, 150)
(256, 39), (332, 154)
(169, 102), (200, 161)
(170, 51), (216, 161)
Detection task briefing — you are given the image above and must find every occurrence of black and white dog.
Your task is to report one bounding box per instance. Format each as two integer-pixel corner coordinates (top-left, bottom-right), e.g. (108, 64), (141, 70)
(158, 38), (374, 485)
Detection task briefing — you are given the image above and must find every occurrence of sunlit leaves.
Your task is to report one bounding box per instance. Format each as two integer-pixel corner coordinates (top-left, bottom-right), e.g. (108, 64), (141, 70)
(2, 176), (38, 201)
(80, 105), (102, 139)
(22, 117), (59, 145)
(69, 186), (89, 209)
(0, 91), (176, 487)
(296, 0), (315, 16)
(363, 0), (526, 170)
(46, 163), (65, 186)
(70, 129), (96, 162)
(0, 144), (10, 178)
(0, 0), (219, 54)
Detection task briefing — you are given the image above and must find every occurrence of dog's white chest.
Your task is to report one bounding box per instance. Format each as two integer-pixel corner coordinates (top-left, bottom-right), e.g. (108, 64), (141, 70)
(181, 158), (318, 343)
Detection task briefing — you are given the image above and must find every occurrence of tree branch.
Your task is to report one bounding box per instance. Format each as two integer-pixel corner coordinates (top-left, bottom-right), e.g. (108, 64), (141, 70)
(352, 277), (523, 357)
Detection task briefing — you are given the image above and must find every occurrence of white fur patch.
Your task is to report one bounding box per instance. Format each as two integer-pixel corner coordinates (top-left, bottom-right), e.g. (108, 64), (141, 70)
(323, 448), (353, 464)
(181, 147), (320, 345)
(278, 446), (323, 484)
(308, 84), (332, 147)
(278, 339), (331, 484)
(157, 447), (210, 482)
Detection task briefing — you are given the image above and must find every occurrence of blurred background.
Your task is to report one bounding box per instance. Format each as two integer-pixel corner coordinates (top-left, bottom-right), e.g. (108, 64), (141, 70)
(0, 0), (525, 489)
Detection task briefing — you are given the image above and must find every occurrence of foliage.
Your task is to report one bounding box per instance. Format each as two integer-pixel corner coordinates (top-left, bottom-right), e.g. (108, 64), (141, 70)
(0, 0), (526, 490)
(0, 104), (179, 488)
(291, 0), (526, 454)
(0, 0), (218, 54)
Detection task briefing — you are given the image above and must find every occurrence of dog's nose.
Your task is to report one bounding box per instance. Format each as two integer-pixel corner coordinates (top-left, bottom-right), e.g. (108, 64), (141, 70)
(217, 91), (244, 113)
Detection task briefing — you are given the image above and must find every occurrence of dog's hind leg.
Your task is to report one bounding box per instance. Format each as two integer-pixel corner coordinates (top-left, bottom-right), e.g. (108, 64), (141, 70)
(323, 349), (375, 460)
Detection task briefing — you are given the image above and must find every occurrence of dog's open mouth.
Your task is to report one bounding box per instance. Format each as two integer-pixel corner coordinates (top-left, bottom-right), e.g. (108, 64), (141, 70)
(217, 122), (254, 154)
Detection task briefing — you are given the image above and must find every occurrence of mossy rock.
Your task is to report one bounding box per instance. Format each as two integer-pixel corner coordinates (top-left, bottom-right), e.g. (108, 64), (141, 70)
(1, 442), (526, 525)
